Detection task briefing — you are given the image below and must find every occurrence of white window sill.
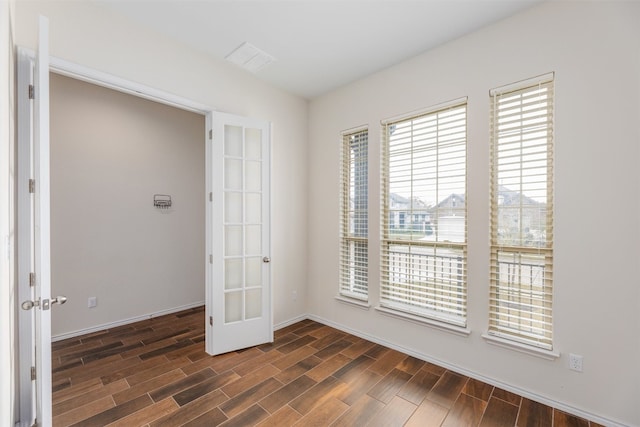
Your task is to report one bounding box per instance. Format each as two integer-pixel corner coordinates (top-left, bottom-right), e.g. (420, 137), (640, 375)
(335, 295), (371, 310)
(374, 306), (471, 337)
(482, 333), (560, 360)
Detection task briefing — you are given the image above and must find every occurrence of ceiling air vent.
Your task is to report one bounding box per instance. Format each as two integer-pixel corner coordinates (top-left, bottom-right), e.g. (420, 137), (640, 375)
(225, 42), (275, 73)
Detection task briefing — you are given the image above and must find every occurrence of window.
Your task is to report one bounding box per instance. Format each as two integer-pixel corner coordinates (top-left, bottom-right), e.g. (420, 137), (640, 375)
(381, 100), (467, 327)
(339, 128), (368, 299)
(488, 74), (554, 350)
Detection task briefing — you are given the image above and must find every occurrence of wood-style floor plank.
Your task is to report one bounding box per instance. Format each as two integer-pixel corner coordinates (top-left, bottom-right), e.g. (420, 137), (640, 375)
(397, 366), (441, 405)
(305, 353), (352, 382)
(260, 374), (317, 414)
(112, 369), (186, 405)
(371, 395), (417, 426)
(554, 409), (591, 427)
(479, 396), (519, 427)
(288, 376), (349, 415)
(221, 363), (280, 398)
(256, 405), (302, 427)
(426, 370), (469, 408)
(274, 355), (322, 384)
(218, 377), (283, 418)
(517, 397), (554, 427)
(53, 379), (129, 416)
(68, 394), (153, 427)
(334, 368), (382, 406)
(367, 368), (413, 404)
(463, 377), (494, 402)
(331, 394), (385, 427)
(405, 398), (449, 427)
(53, 395), (115, 427)
(179, 407), (227, 427)
(105, 397), (179, 427)
(51, 307), (603, 427)
(441, 392), (487, 427)
(220, 403), (270, 427)
(150, 389), (229, 427)
(293, 396), (349, 426)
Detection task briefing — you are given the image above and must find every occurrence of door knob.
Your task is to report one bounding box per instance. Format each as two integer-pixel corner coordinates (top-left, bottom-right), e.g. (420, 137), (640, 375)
(21, 299), (40, 310)
(52, 296), (67, 305)
(263, 256), (271, 263)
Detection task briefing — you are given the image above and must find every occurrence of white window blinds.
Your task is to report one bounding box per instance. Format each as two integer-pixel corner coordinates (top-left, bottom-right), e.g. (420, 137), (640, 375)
(489, 74), (554, 350)
(339, 129), (368, 299)
(381, 100), (467, 327)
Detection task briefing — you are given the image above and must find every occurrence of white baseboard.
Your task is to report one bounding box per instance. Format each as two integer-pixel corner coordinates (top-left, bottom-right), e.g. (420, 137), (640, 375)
(305, 313), (627, 427)
(274, 314), (308, 331)
(51, 301), (205, 342)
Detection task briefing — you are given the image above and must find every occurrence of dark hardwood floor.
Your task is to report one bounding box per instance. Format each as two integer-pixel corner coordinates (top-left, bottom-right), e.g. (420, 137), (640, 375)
(51, 307), (604, 426)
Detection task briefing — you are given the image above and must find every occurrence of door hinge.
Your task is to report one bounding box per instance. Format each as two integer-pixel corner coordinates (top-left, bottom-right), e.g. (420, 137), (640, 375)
(29, 272), (36, 287)
(28, 84), (35, 99)
(30, 366), (36, 381)
(209, 192), (212, 202)
(209, 254), (213, 264)
(209, 316), (213, 326)
(209, 129), (212, 140)
(29, 179), (35, 194)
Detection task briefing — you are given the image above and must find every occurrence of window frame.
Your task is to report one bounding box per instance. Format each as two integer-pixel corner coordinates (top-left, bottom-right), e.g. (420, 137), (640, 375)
(339, 127), (369, 301)
(487, 73), (555, 353)
(380, 98), (468, 328)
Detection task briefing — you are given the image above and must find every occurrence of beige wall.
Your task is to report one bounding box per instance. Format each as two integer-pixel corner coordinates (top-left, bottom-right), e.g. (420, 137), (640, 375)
(308, 2), (639, 426)
(49, 73), (205, 336)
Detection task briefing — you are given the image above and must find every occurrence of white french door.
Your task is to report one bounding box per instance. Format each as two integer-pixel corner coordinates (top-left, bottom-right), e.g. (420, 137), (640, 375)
(33, 16), (53, 425)
(207, 112), (272, 355)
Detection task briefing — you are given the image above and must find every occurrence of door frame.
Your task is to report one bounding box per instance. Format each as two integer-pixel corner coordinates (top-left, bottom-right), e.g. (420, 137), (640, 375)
(16, 51), (216, 426)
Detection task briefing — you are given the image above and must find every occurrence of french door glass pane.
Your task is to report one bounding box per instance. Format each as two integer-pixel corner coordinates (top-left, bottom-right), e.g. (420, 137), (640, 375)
(224, 259), (243, 290)
(225, 192), (242, 223)
(245, 161), (261, 191)
(246, 289), (262, 320)
(225, 291), (242, 323)
(225, 226), (243, 256)
(245, 128), (262, 159)
(225, 158), (242, 190)
(245, 193), (261, 223)
(246, 257), (262, 287)
(224, 125), (243, 156)
(223, 125), (264, 324)
(245, 225), (261, 255)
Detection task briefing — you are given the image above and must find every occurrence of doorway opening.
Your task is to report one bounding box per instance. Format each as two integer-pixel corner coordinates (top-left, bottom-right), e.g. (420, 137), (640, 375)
(49, 72), (206, 341)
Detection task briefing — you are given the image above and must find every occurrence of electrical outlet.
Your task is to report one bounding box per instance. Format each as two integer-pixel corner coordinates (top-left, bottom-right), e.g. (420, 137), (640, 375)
(88, 297), (97, 308)
(292, 290), (297, 302)
(569, 353), (583, 372)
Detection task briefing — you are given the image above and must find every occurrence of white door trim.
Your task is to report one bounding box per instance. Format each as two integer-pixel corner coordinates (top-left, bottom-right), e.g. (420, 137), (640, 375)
(17, 49), (212, 114)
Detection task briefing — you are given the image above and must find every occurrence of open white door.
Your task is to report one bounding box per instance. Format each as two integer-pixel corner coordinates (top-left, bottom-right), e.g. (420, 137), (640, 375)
(207, 112), (272, 355)
(16, 46), (36, 427)
(18, 16), (64, 427)
(33, 15), (54, 426)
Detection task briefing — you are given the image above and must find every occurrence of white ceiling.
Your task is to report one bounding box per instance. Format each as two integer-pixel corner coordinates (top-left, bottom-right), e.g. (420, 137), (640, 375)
(98, 0), (543, 99)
